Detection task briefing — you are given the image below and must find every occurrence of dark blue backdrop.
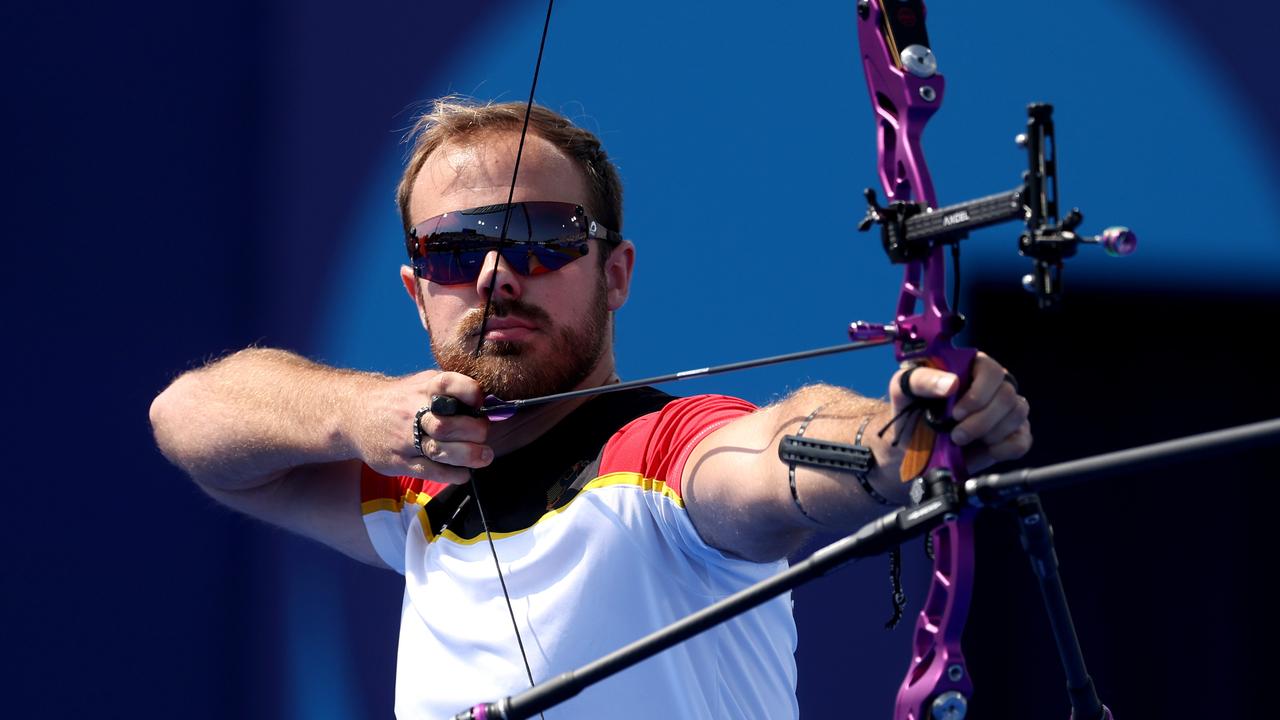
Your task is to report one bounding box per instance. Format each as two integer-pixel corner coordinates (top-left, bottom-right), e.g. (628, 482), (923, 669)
(6, 1), (1278, 717)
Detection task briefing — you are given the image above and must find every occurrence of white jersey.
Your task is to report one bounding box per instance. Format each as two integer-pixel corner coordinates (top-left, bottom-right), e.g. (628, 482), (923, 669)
(361, 390), (798, 719)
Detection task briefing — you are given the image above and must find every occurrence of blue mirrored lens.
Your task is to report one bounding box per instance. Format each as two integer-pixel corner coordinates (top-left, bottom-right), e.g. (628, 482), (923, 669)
(409, 202), (597, 285)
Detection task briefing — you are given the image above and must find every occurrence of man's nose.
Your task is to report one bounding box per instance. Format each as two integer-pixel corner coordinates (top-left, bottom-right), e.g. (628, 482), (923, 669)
(474, 249), (523, 302)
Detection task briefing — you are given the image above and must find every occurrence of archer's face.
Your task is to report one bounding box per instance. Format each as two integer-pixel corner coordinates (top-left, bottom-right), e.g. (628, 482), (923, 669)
(400, 131), (633, 398)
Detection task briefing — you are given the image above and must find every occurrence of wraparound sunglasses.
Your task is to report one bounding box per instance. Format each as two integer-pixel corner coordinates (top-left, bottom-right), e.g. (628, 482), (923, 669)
(406, 201), (622, 285)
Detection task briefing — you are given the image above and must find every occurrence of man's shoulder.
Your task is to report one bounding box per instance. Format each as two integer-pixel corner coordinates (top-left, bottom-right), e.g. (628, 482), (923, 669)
(612, 392), (757, 437)
(600, 392), (757, 491)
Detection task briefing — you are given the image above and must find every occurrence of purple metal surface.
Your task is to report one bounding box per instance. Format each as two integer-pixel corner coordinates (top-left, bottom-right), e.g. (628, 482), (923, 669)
(897, 511), (976, 719)
(856, 1), (944, 205)
(856, 2), (978, 717)
(848, 321), (893, 342)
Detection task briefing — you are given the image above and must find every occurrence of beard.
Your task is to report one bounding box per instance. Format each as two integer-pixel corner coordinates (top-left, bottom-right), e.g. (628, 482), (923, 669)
(428, 274), (610, 400)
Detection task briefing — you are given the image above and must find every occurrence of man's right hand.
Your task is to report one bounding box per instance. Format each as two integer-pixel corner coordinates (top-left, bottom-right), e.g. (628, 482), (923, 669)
(353, 370), (493, 485)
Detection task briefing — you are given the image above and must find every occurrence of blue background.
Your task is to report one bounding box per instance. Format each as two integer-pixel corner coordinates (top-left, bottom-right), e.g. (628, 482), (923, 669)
(5, 0), (1278, 717)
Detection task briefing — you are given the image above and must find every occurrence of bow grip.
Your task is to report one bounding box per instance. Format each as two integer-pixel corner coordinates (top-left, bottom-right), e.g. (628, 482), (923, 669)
(897, 348), (977, 484)
(901, 366), (958, 435)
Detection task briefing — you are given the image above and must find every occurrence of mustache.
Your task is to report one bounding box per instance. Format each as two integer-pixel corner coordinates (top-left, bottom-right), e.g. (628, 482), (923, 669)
(457, 299), (552, 337)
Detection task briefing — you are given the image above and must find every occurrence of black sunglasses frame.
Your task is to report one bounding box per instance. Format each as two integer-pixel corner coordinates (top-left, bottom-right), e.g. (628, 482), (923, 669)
(405, 201), (622, 285)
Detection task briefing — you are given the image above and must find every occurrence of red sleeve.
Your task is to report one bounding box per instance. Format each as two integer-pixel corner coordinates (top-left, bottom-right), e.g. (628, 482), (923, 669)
(598, 394), (757, 498)
(359, 463), (450, 507)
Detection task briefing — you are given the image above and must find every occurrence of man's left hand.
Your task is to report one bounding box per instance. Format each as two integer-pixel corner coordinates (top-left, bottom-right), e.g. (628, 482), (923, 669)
(889, 352), (1032, 473)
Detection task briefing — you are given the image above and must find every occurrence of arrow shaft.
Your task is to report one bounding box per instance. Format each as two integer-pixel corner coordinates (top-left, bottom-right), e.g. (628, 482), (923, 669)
(481, 337), (893, 416)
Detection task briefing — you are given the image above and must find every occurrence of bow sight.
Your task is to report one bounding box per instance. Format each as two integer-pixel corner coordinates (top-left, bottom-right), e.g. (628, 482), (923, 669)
(859, 102), (1138, 309)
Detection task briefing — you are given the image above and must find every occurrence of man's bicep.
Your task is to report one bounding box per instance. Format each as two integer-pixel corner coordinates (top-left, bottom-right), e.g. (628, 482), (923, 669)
(681, 405), (811, 562)
(197, 459), (388, 569)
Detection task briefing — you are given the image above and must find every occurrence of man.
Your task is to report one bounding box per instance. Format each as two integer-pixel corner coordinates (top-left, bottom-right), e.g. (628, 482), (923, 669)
(149, 98), (1030, 718)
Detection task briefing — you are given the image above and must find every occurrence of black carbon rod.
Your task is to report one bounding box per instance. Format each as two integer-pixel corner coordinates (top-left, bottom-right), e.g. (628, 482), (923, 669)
(967, 417), (1280, 503)
(477, 337), (894, 416)
(451, 493), (956, 719)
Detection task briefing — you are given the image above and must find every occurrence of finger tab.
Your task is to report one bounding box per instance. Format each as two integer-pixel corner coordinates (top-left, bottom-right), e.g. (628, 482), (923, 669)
(431, 394), (482, 418)
(430, 394), (460, 416)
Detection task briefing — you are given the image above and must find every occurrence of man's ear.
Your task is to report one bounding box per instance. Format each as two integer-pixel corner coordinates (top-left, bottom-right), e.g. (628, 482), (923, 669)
(400, 265), (430, 330)
(604, 240), (636, 311)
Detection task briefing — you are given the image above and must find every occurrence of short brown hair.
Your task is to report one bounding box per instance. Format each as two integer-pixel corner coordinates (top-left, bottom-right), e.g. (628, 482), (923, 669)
(396, 97), (624, 239)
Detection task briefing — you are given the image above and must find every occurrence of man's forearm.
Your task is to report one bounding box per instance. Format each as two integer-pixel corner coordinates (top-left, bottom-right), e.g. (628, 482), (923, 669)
(779, 385), (909, 529)
(149, 348), (382, 490)
(686, 355), (1031, 562)
(683, 384), (902, 563)
(762, 386), (906, 527)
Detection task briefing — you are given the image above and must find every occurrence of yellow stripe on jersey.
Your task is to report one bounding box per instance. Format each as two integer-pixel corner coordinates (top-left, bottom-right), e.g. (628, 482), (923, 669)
(394, 471), (684, 546)
(360, 497), (402, 515)
(360, 485), (432, 516)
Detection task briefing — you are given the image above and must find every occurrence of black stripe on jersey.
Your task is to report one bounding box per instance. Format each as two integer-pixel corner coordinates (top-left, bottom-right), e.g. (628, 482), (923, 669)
(421, 386), (675, 542)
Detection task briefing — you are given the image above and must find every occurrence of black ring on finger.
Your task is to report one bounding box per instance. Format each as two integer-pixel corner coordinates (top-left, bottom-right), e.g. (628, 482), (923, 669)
(1003, 372), (1019, 393)
(899, 365), (923, 401)
(413, 406), (431, 457)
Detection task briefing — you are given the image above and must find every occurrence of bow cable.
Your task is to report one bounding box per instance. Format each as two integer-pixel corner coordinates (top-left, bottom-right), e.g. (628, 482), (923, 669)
(473, 0), (556, 359)
(466, 0), (556, 710)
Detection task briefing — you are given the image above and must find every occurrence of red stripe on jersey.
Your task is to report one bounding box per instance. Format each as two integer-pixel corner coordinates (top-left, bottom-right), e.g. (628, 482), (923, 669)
(599, 394), (756, 498)
(360, 464), (451, 504)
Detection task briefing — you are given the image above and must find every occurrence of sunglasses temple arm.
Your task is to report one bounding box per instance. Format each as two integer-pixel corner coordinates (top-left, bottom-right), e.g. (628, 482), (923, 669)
(429, 337), (894, 422)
